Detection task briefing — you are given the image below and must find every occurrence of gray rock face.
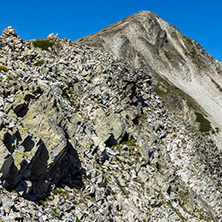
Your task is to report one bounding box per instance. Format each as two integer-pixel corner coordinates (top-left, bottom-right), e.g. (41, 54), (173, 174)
(78, 10), (222, 148)
(0, 21), (221, 222)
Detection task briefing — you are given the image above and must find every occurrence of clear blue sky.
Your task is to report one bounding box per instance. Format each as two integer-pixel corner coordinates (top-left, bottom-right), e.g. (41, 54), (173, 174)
(0, 0), (222, 61)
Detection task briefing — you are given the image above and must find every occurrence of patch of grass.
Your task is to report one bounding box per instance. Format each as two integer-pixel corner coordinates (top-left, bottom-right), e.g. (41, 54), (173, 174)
(51, 189), (60, 195)
(153, 79), (178, 98)
(62, 87), (78, 107)
(51, 187), (65, 195)
(0, 65), (8, 72)
(39, 197), (49, 206)
(76, 217), (81, 222)
(51, 208), (61, 219)
(153, 76), (204, 113)
(153, 85), (169, 96)
(65, 95), (76, 107)
(153, 78), (214, 134)
(69, 100), (75, 107)
(38, 195), (52, 206)
(33, 39), (54, 51)
(121, 139), (137, 146)
(35, 59), (45, 66)
(195, 112), (211, 133)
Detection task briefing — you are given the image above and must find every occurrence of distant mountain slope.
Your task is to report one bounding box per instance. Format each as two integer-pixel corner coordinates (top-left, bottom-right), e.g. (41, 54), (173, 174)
(77, 11), (222, 148)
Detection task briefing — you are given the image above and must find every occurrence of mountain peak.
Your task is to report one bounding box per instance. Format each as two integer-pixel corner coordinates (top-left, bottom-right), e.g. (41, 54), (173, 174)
(0, 11), (221, 221)
(77, 11), (222, 148)
(132, 10), (161, 18)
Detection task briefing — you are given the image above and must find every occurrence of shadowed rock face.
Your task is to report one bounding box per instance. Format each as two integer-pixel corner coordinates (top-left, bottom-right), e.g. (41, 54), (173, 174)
(0, 80), (83, 201)
(77, 11), (222, 147)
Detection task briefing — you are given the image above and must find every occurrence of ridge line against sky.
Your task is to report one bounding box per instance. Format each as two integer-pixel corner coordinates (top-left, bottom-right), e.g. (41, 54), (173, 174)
(0, 0), (222, 61)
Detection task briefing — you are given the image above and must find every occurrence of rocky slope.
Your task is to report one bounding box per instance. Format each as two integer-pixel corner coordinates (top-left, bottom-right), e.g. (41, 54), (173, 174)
(77, 10), (222, 148)
(0, 23), (221, 222)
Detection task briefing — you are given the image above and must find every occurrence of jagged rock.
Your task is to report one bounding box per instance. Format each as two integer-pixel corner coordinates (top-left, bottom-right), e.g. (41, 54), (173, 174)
(0, 98), (4, 108)
(2, 26), (17, 38)
(2, 26), (22, 51)
(96, 174), (107, 188)
(47, 33), (58, 38)
(95, 110), (126, 146)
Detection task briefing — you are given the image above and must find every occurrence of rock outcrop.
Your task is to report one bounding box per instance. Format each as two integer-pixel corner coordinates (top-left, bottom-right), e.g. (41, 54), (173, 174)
(0, 18), (221, 222)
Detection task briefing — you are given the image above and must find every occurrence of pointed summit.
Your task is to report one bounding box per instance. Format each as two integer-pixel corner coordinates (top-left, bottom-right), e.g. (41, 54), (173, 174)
(1, 26), (22, 50)
(2, 26), (17, 38)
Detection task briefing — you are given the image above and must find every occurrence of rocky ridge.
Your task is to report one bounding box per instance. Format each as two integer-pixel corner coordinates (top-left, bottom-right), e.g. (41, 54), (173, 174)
(0, 25), (221, 222)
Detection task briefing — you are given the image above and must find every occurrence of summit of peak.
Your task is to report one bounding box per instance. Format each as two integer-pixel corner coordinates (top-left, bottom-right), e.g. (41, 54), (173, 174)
(134, 10), (157, 16)
(128, 10), (161, 20)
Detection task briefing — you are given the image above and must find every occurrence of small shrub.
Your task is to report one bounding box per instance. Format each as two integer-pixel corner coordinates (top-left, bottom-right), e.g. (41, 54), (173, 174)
(51, 187), (64, 195)
(33, 39), (54, 51)
(76, 217), (81, 222)
(69, 100), (75, 107)
(64, 93), (76, 107)
(51, 208), (61, 219)
(35, 59), (45, 66)
(0, 65), (8, 72)
(39, 199), (46, 205)
(38, 196), (50, 206)
(195, 112), (211, 133)
(121, 139), (137, 146)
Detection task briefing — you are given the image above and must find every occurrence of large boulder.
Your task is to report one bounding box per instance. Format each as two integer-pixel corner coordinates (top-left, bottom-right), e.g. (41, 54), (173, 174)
(94, 109), (126, 146)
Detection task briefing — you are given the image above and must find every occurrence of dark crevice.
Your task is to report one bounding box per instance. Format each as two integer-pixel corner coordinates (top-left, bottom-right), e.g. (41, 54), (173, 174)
(132, 118), (139, 124)
(105, 134), (117, 147)
(101, 150), (110, 164)
(3, 132), (14, 153)
(16, 105), (29, 118)
(129, 85), (136, 100)
(119, 132), (129, 144)
(0, 156), (18, 190)
(21, 136), (35, 151)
